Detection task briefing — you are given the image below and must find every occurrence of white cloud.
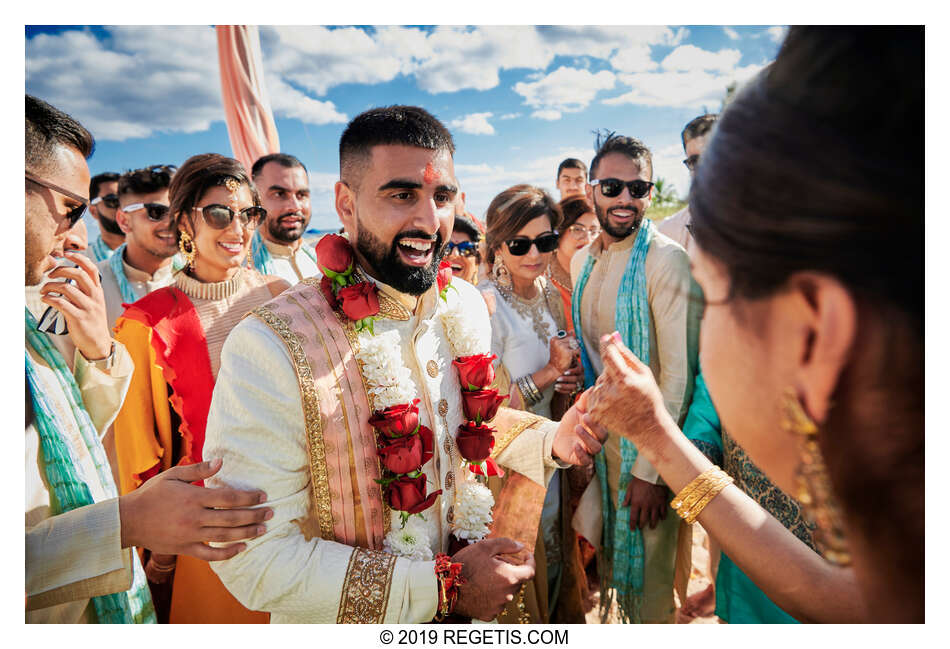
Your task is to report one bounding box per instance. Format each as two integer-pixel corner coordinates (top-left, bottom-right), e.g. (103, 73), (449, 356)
(532, 109), (562, 121)
(661, 45), (742, 73)
(604, 65), (764, 110)
(610, 45), (658, 73)
(499, 112), (522, 120)
(651, 143), (691, 202)
(767, 26), (788, 43)
(26, 26), (348, 142)
(448, 112), (496, 136)
(723, 27), (740, 41)
(515, 67), (616, 116)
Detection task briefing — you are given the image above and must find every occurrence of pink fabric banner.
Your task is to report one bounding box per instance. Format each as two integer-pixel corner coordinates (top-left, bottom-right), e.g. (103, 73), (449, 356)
(216, 25), (280, 174)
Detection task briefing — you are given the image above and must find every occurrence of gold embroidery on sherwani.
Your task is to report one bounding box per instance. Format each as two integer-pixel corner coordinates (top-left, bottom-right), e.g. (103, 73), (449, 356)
(292, 490), (324, 541)
(337, 548), (397, 623)
(252, 305), (335, 541)
(491, 415), (544, 459)
(351, 268), (412, 321)
(290, 294), (372, 548)
(311, 276), (393, 538)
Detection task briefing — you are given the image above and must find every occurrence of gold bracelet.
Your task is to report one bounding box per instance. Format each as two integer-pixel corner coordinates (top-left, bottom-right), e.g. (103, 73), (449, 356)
(671, 466), (722, 513)
(682, 474), (734, 524)
(149, 558), (177, 573)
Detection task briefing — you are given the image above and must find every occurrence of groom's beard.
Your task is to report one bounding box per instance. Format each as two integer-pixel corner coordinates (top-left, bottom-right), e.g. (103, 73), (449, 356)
(356, 225), (446, 296)
(98, 213), (125, 236)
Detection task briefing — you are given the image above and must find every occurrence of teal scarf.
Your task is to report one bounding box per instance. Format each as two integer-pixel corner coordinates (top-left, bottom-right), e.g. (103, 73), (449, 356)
(571, 219), (654, 623)
(251, 229), (316, 276)
(25, 309), (155, 624)
(89, 236), (115, 263)
(107, 244), (139, 306)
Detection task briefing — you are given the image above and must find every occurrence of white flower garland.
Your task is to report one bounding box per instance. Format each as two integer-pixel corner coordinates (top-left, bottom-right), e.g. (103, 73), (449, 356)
(354, 282), (496, 558)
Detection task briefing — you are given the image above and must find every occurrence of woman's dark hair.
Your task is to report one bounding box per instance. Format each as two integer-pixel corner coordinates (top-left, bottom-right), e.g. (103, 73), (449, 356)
(169, 153), (261, 240)
(691, 26), (923, 620)
(690, 26), (922, 323)
(557, 195), (594, 231)
(483, 185), (560, 265)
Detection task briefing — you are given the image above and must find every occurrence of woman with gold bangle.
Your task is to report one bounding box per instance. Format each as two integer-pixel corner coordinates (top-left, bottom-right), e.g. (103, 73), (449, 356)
(581, 27), (922, 622)
(111, 154), (289, 623)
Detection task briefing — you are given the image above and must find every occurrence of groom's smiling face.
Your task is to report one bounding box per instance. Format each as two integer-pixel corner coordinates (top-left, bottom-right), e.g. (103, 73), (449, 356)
(336, 144), (458, 295)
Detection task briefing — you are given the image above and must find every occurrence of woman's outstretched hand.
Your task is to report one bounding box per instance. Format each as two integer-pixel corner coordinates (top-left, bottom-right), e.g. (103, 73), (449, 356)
(584, 332), (674, 450)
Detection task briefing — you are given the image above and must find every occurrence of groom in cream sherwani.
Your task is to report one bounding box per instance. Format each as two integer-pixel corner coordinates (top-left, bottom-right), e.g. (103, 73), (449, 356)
(203, 106), (607, 623)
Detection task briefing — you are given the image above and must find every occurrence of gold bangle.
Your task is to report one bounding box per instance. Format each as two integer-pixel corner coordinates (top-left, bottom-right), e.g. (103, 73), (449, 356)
(682, 474), (734, 524)
(671, 466), (721, 512)
(149, 558), (177, 573)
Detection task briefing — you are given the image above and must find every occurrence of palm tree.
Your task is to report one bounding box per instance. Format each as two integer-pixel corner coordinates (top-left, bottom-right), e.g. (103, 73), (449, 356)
(652, 177), (678, 207)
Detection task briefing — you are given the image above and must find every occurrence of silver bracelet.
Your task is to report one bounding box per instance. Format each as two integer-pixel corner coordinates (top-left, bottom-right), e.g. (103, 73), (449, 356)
(517, 375), (543, 407)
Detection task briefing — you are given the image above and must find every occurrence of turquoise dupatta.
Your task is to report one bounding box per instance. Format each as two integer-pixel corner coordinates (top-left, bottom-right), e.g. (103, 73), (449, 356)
(26, 309), (155, 623)
(251, 229), (316, 276)
(571, 219), (655, 623)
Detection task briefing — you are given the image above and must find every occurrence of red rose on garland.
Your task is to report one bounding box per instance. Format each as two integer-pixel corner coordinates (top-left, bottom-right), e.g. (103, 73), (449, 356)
(338, 281), (380, 322)
(315, 233), (354, 275)
(386, 474), (442, 514)
(456, 421), (496, 462)
(453, 353), (497, 390)
(369, 399), (420, 438)
(377, 425), (434, 474)
(461, 388), (506, 423)
(437, 260), (454, 300)
(319, 276), (339, 309)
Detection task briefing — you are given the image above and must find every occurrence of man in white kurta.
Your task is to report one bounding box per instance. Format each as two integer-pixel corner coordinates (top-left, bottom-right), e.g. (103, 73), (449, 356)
(203, 105), (603, 624)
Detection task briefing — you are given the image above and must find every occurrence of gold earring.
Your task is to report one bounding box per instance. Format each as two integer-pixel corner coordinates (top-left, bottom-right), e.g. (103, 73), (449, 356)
(178, 231), (196, 270)
(781, 388), (851, 565)
(492, 256), (512, 291)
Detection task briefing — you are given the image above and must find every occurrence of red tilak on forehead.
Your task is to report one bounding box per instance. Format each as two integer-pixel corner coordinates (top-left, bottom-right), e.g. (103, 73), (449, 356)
(423, 162), (440, 184)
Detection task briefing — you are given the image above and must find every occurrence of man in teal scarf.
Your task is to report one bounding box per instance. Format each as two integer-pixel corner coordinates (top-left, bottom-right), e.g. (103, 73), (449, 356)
(570, 131), (701, 623)
(25, 94), (274, 623)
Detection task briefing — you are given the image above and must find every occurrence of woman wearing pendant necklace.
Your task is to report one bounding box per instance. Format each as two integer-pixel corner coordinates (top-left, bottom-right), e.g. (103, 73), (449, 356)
(110, 154), (289, 623)
(477, 184), (588, 623)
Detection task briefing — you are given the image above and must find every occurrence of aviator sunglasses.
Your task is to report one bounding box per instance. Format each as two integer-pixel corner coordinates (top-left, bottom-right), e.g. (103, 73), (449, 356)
(446, 240), (478, 257)
(25, 171), (88, 229)
(122, 202), (170, 222)
(193, 204), (266, 229)
(590, 178), (654, 199)
(505, 232), (559, 256)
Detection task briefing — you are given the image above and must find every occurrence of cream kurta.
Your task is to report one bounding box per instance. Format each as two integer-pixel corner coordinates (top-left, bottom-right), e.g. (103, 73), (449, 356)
(26, 336), (136, 623)
(656, 206), (693, 254)
(257, 237), (320, 286)
(570, 226), (700, 623)
(96, 253), (175, 329)
(204, 274), (564, 623)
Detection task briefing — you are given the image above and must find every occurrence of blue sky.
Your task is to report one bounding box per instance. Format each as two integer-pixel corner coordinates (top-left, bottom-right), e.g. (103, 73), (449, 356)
(25, 25), (785, 234)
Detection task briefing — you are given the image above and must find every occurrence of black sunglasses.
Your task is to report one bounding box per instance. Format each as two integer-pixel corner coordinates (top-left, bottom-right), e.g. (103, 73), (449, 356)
(446, 240), (478, 257)
(25, 171), (88, 229)
(505, 232), (559, 256)
(590, 178), (654, 199)
(122, 202), (170, 222)
(683, 154), (700, 171)
(193, 204), (266, 229)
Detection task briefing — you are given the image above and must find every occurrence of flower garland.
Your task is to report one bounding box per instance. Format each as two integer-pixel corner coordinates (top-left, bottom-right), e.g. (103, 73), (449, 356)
(315, 234), (502, 558)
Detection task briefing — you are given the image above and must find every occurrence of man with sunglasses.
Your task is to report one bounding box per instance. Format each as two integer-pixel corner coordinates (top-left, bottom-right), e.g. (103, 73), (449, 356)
(85, 172), (122, 263)
(657, 114), (718, 254)
(25, 95), (272, 624)
(570, 131), (701, 623)
(96, 165), (178, 328)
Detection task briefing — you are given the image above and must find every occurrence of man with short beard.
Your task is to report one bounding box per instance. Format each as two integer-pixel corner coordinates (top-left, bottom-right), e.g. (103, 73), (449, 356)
(570, 131), (700, 623)
(203, 105), (608, 624)
(84, 171), (123, 262)
(249, 153), (319, 285)
(97, 165), (178, 327)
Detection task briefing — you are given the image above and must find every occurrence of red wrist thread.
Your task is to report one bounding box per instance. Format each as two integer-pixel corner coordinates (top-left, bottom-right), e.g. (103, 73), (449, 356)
(433, 552), (465, 621)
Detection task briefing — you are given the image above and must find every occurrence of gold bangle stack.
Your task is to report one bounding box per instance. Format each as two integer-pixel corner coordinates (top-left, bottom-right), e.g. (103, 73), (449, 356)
(671, 466), (734, 524)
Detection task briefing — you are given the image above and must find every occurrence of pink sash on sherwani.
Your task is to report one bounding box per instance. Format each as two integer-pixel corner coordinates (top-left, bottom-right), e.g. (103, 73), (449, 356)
(250, 279), (387, 550)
